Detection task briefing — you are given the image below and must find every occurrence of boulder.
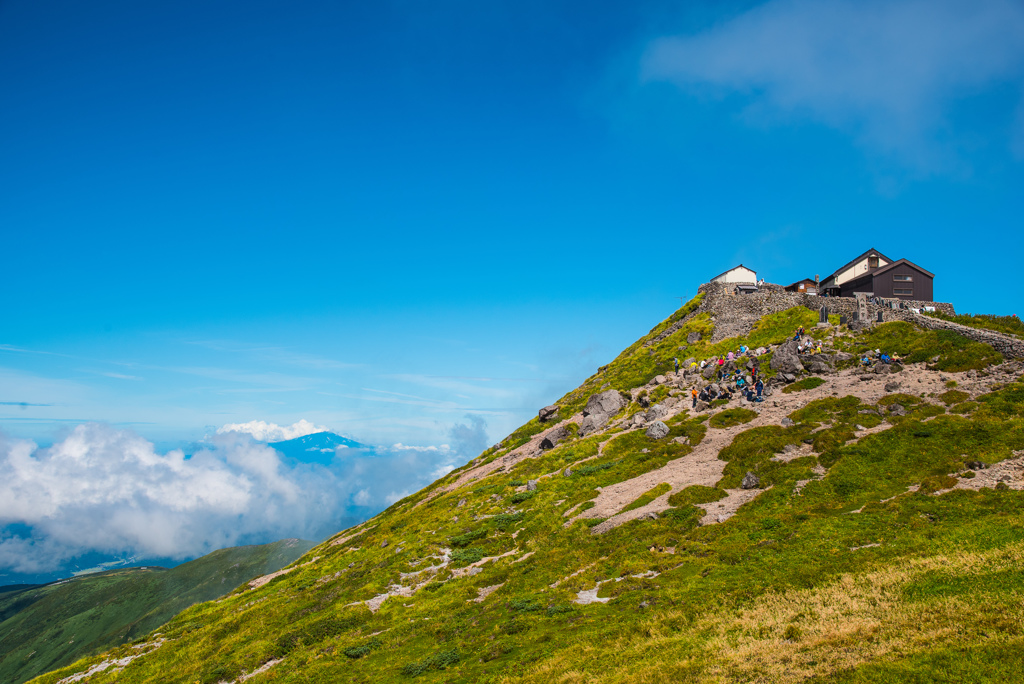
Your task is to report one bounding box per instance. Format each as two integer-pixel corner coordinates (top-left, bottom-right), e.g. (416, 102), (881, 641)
(781, 417), (795, 427)
(637, 394), (651, 408)
(579, 412), (610, 436)
(694, 400), (709, 412)
(834, 352), (854, 362)
(744, 375), (754, 385)
(645, 404), (669, 422)
(770, 340), (803, 375)
(965, 460), (987, 471)
(687, 332), (702, 344)
(685, 357), (696, 366)
(526, 479), (538, 491)
(563, 468), (573, 477)
(741, 471), (761, 490)
(783, 373), (797, 383)
(702, 364), (717, 379)
(646, 421), (670, 439)
(539, 425), (569, 450)
(584, 390), (627, 418)
(801, 354), (834, 374)
(538, 405), (559, 422)
(884, 381), (900, 392)
(653, 374), (667, 385)
(887, 404), (908, 416)
(873, 363), (891, 375)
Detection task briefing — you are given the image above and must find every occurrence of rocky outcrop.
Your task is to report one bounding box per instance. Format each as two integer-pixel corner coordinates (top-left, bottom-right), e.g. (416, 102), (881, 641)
(770, 340), (803, 375)
(539, 425), (569, 450)
(580, 390), (627, 436)
(801, 353), (835, 374)
(538, 405), (559, 422)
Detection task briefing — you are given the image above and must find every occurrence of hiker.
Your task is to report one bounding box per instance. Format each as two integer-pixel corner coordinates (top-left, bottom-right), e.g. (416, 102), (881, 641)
(815, 343), (823, 354)
(690, 360), (698, 373)
(727, 350), (735, 361)
(691, 388), (698, 408)
(861, 355), (871, 367)
(755, 377), (764, 399)
(674, 357), (680, 375)
(879, 352), (891, 364)
(739, 345), (748, 355)
(699, 359), (707, 370)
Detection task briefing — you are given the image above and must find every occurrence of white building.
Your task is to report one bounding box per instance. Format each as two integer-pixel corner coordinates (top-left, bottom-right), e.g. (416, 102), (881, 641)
(709, 264), (757, 285)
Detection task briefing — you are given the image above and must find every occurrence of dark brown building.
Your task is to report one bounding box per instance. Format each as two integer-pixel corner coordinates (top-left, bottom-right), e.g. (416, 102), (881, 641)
(819, 248), (934, 301)
(785, 278), (818, 295)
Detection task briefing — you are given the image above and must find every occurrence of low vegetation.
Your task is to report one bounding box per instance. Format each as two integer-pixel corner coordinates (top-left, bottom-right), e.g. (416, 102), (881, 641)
(782, 376), (826, 393)
(923, 310), (1024, 338)
(24, 306), (1024, 684)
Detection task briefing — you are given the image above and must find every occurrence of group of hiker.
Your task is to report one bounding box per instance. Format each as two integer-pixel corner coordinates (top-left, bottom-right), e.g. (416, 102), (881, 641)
(861, 349), (903, 366)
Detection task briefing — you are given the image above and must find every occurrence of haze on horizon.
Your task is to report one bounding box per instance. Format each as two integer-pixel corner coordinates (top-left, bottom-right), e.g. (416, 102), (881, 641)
(2, 0), (1023, 581)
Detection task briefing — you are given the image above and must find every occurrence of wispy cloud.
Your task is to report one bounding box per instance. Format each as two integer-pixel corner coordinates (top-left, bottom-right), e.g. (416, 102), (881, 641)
(0, 401), (52, 407)
(643, 0), (1024, 172)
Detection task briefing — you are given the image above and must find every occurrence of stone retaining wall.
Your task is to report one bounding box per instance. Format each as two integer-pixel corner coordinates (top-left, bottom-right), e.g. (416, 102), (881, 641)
(691, 282), (956, 342)
(911, 315), (1024, 359)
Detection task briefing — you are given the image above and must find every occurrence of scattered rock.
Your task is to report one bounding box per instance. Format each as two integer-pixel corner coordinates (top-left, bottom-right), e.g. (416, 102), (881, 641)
(783, 373), (797, 383)
(540, 425), (570, 450)
(694, 400), (709, 412)
(637, 394), (651, 408)
(884, 381), (900, 392)
(834, 352), (854, 362)
(887, 404), (908, 416)
(801, 354), (834, 374)
(653, 374), (667, 385)
(645, 404), (669, 422)
(584, 390), (627, 418)
(702, 364), (717, 379)
(781, 417), (795, 427)
(646, 421), (670, 439)
(381, 540), (389, 548)
(563, 468), (573, 477)
(687, 332), (702, 344)
(457, 498), (466, 507)
(770, 339), (803, 375)
(641, 512), (659, 521)
(527, 479), (538, 491)
(538, 405), (560, 422)
(579, 412), (610, 436)
(741, 472), (761, 490)
(965, 460), (988, 470)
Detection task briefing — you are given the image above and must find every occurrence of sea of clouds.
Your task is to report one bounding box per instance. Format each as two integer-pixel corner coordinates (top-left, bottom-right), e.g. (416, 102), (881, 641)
(0, 417), (488, 580)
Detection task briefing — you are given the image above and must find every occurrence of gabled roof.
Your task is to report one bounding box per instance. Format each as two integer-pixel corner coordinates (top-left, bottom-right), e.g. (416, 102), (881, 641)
(825, 247), (894, 280)
(710, 264), (756, 281)
(870, 258), (935, 278)
(786, 278), (817, 288)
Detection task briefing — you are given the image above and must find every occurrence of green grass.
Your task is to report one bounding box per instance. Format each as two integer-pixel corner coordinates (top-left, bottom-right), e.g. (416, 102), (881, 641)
(923, 310), (1024, 338)
(783, 376), (827, 393)
(847, 321), (1002, 371)
(25, 316), (1024, 684)
(0, 539), (313, 684)
(620, 483), (671, 512)
(708, 408), (758, 428)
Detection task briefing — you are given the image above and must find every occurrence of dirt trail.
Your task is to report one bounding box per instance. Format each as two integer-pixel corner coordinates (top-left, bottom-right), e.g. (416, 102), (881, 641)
(572, 362), (964, 534)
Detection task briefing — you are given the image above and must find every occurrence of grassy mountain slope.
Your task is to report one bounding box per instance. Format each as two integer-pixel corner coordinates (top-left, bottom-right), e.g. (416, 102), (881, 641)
(29, 300), (1024, 684)
(1, 539), (314, 684)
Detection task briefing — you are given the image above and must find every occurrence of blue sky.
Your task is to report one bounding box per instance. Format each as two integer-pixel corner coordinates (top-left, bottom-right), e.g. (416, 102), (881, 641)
(1, 0), (1023, 577)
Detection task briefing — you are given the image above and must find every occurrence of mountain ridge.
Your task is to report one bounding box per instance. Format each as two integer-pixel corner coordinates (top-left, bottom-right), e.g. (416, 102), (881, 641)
(26, 294), (1024, 683)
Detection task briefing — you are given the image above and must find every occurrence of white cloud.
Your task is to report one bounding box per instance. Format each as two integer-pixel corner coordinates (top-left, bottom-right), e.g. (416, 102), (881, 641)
(643, 0), (1024, 171)
(216, 419), (327, 442)
(0, 424), (462, 576)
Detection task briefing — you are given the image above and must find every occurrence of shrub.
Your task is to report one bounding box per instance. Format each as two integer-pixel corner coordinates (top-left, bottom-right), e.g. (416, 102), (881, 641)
(400, 649), (460, 676)
(667, 485), (725, 508)
(938, 390), (970, 405)
(510, 491), (536, 504)
(491, 512), (524, 531)
(343, 637), (382, 659)
(450, 548), (485, 565)
(449, 529), (486, 548)
(782, 377), (826, 394)
(575, 461), (618, 477)
(508, 598), (542, 613)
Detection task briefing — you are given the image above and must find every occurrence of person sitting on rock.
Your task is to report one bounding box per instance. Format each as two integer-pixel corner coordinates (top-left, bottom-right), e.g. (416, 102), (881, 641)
(861, 355), (871, 366)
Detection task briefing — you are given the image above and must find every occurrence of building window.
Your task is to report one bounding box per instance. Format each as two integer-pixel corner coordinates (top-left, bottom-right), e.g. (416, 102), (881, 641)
(893, 274), (912, 281)
(868, 256), (879, 268)
(893, 288), (913, 296)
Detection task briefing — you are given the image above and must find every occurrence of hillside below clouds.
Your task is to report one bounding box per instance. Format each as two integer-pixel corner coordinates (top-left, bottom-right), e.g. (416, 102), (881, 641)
(32, 294), (1024, 684)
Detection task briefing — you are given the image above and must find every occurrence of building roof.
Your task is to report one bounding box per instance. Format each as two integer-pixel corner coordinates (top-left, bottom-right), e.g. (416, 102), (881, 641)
(786, 278), (817, 288)
(824, 247), (894, 281)
(710, 264), (756, 281)
(870, 258), (935, 278)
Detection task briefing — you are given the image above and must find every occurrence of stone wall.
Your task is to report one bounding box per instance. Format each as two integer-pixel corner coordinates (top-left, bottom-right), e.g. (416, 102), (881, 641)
(692, 282), (957, 342)
(912, 315), (1024, 359)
